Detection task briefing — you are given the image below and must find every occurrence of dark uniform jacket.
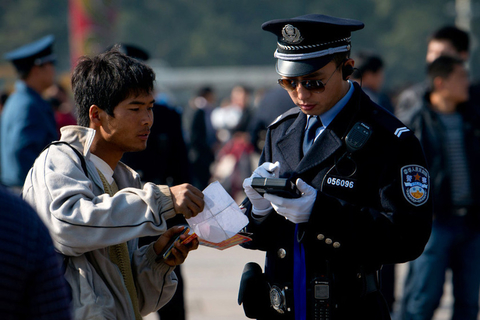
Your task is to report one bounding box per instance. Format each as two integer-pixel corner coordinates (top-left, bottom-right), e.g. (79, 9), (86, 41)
(406, 98), (480, 225)
(241, 82), (432, 319)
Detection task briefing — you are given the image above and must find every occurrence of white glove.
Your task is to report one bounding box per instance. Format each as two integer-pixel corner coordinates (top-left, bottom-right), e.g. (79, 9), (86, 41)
(243, 161), (281, 216)
(264, 178), (317, 223)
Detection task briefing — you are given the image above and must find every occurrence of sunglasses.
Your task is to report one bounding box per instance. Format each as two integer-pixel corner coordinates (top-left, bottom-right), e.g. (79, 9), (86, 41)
(277, 63), (342, 93)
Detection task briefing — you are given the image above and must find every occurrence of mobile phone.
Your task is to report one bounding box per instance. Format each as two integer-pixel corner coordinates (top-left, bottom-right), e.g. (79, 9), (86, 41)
(156, 227), (190, 262)
(311, 277), (331, 320)
(251, 177), (301, 198)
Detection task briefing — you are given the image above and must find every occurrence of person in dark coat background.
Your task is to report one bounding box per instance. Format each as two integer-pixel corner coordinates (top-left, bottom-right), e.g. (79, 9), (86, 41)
(187, 86), (218, 190)
(238, 14), (432, 320)
(397, 56), (480, 320)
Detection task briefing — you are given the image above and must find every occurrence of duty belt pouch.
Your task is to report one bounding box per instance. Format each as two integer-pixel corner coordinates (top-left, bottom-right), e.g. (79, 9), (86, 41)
(238, 262), (270, 318)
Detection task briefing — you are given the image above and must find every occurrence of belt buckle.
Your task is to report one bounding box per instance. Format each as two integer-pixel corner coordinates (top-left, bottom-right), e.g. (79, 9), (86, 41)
(270, 285), (287, 314)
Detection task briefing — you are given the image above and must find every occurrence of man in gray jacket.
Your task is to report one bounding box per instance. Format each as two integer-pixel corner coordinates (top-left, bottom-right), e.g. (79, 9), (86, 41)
(22, 46), (204, 320)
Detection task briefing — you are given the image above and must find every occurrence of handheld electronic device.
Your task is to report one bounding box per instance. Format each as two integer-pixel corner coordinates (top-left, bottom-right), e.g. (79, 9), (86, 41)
(311, 277), (331, 320)
(156, 226), (190, 262)
(251, 177), (301, 199)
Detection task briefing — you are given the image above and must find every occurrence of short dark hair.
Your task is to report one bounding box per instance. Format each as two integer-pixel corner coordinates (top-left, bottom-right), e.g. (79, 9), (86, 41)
(332, 52), (350, 67)
(351, 51), (383, 78)
(197, 86), (213, 98)
(71, 45), (155, 127)
(427, 55), (464, 90)
(430, 26), (469, 53)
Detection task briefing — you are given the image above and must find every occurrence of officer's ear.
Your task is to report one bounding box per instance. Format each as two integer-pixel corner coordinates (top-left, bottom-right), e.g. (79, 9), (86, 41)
(342, 59), (355, 81)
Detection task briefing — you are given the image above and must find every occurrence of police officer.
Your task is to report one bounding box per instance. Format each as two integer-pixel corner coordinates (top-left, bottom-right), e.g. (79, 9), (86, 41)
(1, 35), (57, 191)
(238, 14), (432, 320)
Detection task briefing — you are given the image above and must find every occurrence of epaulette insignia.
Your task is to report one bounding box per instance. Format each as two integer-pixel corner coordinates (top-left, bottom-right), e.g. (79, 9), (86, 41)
(372, 106), (413, 139)
(394, 126), (411, 138)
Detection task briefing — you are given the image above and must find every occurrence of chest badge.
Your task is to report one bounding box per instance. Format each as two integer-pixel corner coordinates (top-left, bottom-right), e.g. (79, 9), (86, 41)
(401, 165), (430, 206)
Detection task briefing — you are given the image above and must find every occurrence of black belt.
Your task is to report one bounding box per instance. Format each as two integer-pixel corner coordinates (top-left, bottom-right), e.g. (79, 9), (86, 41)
(268, 269), (380, 314)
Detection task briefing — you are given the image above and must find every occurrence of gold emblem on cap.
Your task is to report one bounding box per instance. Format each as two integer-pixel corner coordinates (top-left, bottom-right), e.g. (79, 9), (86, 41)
(281, 24), (303, 44)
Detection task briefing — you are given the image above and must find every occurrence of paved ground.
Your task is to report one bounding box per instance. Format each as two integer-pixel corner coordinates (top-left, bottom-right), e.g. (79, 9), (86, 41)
(144, 245), (460, 320)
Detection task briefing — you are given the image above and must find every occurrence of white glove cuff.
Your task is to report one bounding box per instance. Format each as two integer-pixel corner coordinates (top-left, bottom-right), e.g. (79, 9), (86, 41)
(252, 206), (273, 217)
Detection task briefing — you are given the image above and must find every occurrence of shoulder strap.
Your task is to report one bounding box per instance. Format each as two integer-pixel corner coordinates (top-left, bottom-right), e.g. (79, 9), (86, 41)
(43, 141), (89, 177)
(43, 141), (88, 275)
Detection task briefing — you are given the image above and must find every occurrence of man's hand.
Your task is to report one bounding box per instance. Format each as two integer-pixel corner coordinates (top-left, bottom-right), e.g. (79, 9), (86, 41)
(264, 178), (317, 224)
(154, 226), (199, 267)
(170, 183), (204, 218)
(243, 161), (281, 216)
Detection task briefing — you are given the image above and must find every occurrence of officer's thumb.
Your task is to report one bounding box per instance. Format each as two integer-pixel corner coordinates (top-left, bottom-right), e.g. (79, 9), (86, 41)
(296, 178), (315, 195)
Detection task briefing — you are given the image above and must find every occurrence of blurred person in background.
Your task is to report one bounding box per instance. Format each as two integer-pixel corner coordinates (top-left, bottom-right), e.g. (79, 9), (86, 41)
(118, 43), (192, 320)
(0, 185), (71, 319)
(1, 35), (57, 192)
(248, 86), (296, 154)
(351, 51), (394, 114)
(210, 85), (256, 202)
(186, 86), (219, 190)
(211, 85), (253, 144)
(397, 56), (480, 320)
(44, 83), (77, 138)
(395, 26), (470, 123)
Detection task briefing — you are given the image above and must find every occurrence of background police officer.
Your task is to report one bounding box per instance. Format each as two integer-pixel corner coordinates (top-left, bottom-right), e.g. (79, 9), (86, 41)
(1, 35), (57, 191)
(239, 14), (432, 320)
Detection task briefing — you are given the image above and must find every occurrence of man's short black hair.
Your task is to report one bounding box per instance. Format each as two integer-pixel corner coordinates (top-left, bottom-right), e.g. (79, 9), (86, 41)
(332, 52), (350, 67)
(427, 55), (464, 90)
(197, 86), (213, 98)
(430, 26), (469, 53)
(71, 45), (155, 127)
(351, 51), (383, 78)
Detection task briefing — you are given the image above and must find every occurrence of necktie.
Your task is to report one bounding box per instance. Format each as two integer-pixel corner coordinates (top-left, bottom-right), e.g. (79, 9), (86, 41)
(303, 116), (322, 155)
(294, 224), (307, 320)
(97, 169), (143, 320)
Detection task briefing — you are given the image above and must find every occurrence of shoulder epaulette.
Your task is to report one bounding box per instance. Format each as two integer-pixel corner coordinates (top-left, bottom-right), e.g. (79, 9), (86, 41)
(268, 107), (300, 128)
(372, 105), (413, 140)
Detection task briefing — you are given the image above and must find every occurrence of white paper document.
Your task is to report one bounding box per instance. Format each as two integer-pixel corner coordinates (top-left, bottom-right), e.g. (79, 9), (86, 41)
(186, 181), (249, 243)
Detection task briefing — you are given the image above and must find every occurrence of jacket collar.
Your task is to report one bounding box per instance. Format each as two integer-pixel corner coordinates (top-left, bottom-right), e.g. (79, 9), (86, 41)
(59, 125), (95, 160)
(58, 125), (140, 190)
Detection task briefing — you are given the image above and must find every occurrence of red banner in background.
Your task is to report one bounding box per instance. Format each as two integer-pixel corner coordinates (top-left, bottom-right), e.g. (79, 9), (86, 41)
(68, 0), (119, 69)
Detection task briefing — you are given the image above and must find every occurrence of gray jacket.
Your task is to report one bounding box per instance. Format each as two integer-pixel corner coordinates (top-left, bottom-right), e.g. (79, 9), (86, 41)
(23, 125), (178, 319)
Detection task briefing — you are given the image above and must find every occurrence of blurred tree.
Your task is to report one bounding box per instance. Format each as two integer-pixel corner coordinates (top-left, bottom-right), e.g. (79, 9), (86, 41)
(0, 0), (477, 93)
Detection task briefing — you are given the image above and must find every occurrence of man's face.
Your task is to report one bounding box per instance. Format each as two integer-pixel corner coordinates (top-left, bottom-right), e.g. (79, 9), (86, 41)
(426, 40), (465, 63)
(35, 62), (55, 90)
(97, 92), (155, 154)
(442, 64), (470, 105)
(282, 60), (349, 116)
